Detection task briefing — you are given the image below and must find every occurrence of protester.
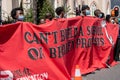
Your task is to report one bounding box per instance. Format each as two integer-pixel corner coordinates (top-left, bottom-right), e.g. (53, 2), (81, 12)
(110, 17), (118, 24)
(114, 31), (120, 61)
(45, 13), (53, 23)
(94, 9), (102, 18)
(55, 7), (65, 18)
(106, 14), (112, 23)
(75, 7), (81, 16)
(100, 12), (105, 19)
(114, 17), (119, 24)
(39, 18), (45, 24)
(94, 9), (105, 19)
(81, 5), (90, 16)
(114, 18), (120, 61)
(11, 7), (24, 22)
(110, 18), (115, 24)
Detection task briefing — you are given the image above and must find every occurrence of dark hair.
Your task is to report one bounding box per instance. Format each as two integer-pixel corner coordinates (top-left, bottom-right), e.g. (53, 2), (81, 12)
(11, 7), (23, 19)
(94, 9), (101, 17)
(45, 13), (52, 20)
(55, 7), (64, 16)
(101, 12), (105, 18)
(81, 5), (89, 11)
(106, 15), (111, 22)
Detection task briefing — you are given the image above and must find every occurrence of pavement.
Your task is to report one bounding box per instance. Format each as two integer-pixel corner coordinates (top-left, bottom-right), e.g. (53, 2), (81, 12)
(82, 61), (120, 80)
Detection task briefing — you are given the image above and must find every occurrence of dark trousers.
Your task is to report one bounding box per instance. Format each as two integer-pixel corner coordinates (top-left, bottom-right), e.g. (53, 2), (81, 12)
(114, 38), (120, 61)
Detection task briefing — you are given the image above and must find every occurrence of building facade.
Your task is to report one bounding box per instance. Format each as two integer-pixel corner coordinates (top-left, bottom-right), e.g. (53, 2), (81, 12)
(54, 0), (111, 17)
(1, 0), (32, 21)
(0, 0), (119, 21)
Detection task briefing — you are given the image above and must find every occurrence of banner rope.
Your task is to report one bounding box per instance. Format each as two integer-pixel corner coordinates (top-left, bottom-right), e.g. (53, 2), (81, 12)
(101, 20), (114, 47)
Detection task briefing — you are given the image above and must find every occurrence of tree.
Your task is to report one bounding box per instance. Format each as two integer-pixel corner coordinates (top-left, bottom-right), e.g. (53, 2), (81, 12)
(39, 0), (55, 22)
(33, 0), (38, 24)
(36, 0), (44, 24)
(24, 8), (33, 22)
(24, 0), (55, 24)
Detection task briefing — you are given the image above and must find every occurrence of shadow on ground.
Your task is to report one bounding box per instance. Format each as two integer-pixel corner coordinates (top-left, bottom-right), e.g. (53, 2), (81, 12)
(82, 61), (120, 80)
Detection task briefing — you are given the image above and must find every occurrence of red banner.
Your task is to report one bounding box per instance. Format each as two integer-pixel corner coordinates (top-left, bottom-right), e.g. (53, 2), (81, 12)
(0, 16), (118, 80)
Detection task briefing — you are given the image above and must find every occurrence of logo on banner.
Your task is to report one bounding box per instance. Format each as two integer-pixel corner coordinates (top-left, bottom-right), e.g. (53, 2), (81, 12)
(0, 70), (13, 80)
(16, 72), (49, 80)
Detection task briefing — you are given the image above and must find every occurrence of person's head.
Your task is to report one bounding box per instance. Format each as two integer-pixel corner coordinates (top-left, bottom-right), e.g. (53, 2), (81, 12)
(110, 17), (115, 24)
(111, 17), (118, 24)
(94, 9), (102, 18)
(81, 5), (90, 16)
(11, 7), (24, 21)
(100, 12), (105, 18)
(55, 7), (65, 18)
(114, 18), (119, 24)
(40, 19), (45, 24)
(106, 14), (111, 22)
(76, 7), (81, 16)
(45, 13), (52, 20)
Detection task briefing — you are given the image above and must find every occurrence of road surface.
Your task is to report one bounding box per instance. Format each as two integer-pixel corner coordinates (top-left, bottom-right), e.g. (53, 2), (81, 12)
(82, 61), (120, 80)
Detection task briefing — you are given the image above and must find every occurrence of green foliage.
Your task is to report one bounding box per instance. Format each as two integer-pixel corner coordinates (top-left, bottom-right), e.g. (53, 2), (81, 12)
(18, 0), (55, 23)
(39, 0), (55, 19)
(24, 8), (33, 22)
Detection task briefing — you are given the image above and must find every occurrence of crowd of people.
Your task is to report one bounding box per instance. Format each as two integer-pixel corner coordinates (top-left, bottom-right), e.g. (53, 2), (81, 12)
(4, 5), (120, 25)
(2, 5), (120, 61)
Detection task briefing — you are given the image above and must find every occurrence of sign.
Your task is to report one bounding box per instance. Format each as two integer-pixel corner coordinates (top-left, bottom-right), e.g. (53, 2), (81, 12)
(0, 16), (118, 80)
